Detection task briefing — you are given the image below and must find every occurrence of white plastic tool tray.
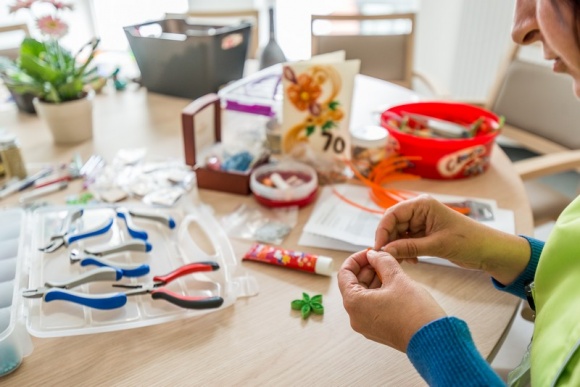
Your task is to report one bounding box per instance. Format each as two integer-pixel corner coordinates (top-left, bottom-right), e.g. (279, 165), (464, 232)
(0, 204), (258, 377)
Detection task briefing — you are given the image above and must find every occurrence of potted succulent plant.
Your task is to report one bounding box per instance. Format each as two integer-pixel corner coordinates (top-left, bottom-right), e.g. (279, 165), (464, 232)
(0, 0), (100, 144)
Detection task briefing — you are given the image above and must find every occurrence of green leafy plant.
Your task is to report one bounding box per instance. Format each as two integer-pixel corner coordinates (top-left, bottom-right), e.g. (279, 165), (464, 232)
(0, 0), (100, 103)
(291, 292), (324, 320)
(0, 38), (100, 103)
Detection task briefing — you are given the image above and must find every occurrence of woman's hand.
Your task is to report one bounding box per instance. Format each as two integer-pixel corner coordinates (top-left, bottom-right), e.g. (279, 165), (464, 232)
(374, 195), (531, 285)
(338, 249), (446, 352)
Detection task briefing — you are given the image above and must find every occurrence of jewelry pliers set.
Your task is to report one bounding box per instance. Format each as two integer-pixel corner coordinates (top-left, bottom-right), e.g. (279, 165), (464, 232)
(24, 207), (224, 311)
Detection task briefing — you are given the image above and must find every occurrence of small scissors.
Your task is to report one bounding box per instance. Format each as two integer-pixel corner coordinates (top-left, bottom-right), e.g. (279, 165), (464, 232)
(112, 261), (224, 309)
(39, 212), (114, 253)
(22, 267), (127, 310)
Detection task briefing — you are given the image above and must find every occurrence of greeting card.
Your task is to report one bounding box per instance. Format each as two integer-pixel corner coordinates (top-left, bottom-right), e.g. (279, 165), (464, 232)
(280, 56), (360, 182)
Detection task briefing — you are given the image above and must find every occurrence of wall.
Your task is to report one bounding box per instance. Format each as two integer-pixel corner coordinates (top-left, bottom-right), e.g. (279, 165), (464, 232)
(415, 0), (516, 101)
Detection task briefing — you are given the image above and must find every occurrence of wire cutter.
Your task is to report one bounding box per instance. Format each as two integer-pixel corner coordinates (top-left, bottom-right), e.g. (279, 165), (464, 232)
(39, 213), (115, 253)
(22, 267), (127, 310)
(112, 262), (224, 309)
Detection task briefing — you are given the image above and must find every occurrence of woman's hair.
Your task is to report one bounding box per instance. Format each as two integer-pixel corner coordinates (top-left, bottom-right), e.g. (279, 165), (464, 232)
(560, 0), (580, 46)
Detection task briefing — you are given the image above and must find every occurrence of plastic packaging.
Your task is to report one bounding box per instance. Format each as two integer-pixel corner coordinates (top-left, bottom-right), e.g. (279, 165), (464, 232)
(0, 209), (32, 377)
(219, 203), (297, 245)
(0, 204), (258, 377)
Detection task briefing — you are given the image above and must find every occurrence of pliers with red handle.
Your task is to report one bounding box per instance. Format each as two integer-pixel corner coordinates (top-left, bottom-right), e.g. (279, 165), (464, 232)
(112, 261), (224, 309)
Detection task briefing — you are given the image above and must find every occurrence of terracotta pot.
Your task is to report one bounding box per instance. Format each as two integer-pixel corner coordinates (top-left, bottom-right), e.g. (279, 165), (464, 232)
(33, 90), (94, 144)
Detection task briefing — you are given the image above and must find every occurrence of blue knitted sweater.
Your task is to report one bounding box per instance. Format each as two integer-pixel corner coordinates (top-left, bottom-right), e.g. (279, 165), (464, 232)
(406, 236), (544, 386)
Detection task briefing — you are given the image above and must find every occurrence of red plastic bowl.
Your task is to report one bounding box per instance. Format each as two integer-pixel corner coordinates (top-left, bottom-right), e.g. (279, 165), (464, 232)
(380, 102), (500, 180)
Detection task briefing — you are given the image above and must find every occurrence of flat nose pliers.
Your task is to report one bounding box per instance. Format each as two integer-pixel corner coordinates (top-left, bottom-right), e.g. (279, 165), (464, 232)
(22, 267), (127, 310)
(113, 262), (224, 309)
(39, 210), (114, 253)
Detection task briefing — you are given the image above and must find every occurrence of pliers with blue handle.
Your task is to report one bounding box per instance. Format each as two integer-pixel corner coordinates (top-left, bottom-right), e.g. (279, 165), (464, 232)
(70, 240), (152, 277)
(39, 215), (114, 253)
(21, 267), (127, 310)
(116, 207), (176, 241)
(70, 254), (150, 278)
(116, 207), (149, 240)
(127, 208), (176, 229)
(112, 262), (224, 309)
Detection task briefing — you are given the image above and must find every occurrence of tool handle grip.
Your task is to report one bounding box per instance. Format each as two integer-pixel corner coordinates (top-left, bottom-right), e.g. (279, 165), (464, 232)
(66, 217), (114, 245)
(80, 257), (150, 278)
(117, 208), (149, 240)
(128, 209), (176, 229)
(85, 239), (152, 256)
(45, 267), (122, 288)
(151, 289), (223, 309)
(153, 261), (220, 284)
(44, 289), (127, 310)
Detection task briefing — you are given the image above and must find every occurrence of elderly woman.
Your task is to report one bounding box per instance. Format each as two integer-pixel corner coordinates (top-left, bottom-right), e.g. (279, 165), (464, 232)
(338, 0), (580, 386)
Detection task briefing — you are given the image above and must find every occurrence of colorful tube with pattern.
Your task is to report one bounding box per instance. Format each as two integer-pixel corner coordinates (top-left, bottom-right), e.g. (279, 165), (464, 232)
(242, 243), (333, 276)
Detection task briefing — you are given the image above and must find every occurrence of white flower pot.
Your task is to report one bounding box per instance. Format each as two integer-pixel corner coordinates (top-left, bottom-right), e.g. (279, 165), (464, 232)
(33, 90), (95, 145)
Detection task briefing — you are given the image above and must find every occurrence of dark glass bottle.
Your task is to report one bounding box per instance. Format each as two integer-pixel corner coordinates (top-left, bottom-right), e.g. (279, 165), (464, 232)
(259, 5), (287, 69)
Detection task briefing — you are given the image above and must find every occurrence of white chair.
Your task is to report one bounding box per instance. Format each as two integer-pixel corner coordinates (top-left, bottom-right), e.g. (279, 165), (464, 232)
(311, 13), (441, 96)
(0, 23), (29, 60)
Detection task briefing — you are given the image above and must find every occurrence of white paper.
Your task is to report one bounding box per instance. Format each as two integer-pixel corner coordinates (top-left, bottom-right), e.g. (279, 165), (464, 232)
(299, 184), (515, 268)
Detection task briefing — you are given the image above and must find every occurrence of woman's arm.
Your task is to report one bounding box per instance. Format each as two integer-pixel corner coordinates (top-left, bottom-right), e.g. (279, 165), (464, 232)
(407, 317), (505, 386)
(492, 236), (543, 299)
(375, 195), (532, 285)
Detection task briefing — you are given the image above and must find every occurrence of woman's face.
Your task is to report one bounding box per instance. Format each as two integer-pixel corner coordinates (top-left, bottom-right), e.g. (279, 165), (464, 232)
(513, 0), (580, 96)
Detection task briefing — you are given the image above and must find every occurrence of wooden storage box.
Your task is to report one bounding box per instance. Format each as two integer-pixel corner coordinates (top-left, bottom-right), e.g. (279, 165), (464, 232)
(182, 93), (269, 195)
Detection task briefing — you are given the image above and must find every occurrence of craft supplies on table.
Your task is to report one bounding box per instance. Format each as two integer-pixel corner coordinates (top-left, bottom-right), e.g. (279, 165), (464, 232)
(0, 203), (258, 377)
(381, 102), (502, 179)
(182, 94), (270, 195)
(249, 161), (318, 208)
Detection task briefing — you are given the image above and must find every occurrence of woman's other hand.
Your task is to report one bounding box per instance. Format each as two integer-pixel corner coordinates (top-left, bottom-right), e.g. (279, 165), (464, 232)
(375, 194), (531, 285)
(338, 249), (446, 352)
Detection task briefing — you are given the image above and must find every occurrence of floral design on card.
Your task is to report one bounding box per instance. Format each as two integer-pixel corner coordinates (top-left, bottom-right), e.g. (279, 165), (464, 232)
(281, 60), (359, 162)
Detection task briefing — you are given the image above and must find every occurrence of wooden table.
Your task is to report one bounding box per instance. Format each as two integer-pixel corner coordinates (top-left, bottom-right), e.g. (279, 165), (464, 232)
(0, 76), (533, 386)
